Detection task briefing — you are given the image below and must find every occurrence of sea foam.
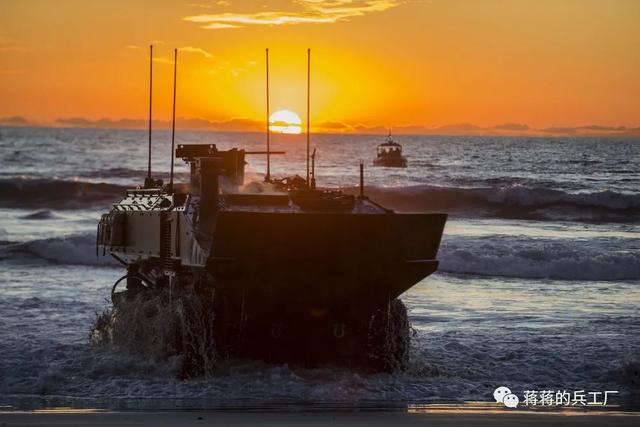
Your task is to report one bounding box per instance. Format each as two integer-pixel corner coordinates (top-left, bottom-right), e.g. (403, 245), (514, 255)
(439, 235), (640, 281)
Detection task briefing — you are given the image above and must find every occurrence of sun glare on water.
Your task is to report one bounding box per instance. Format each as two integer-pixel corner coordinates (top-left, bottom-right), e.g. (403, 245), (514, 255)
(269, 109), (302, 134)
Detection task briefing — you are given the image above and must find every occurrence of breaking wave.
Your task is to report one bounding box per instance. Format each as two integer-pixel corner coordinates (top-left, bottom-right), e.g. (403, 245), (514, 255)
(0, 233), (117, 266)
(2, 177), (638, 222)
(5, 232), (639, 281)
(439, 235), (640, 281)
(19, 209), (57, 220)
(350, 184), (640, 222)
(78, 167), (190, 182)
(0, 178), (126, 209)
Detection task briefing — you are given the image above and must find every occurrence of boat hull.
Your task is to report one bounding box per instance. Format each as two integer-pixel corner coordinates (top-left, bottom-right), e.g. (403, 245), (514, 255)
(373, 156), (408, 167)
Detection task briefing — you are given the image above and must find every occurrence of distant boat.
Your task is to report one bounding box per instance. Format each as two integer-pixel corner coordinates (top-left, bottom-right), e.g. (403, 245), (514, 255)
(373, 134), (407, 168)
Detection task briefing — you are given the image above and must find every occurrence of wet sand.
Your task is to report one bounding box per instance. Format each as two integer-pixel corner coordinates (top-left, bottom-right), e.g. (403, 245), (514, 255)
(1, 407), (638, 427)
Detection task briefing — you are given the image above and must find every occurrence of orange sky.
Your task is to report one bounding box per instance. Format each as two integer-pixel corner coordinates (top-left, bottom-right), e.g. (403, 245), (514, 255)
(1, 0), (639, 133)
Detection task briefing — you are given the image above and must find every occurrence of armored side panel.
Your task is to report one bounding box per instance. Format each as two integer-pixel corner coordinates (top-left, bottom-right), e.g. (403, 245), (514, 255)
(208, 212), (447, 316)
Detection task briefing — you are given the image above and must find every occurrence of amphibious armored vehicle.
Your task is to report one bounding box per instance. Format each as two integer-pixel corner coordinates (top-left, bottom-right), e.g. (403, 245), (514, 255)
(97, 144), (445, 371)
(95, 46), (446, 373)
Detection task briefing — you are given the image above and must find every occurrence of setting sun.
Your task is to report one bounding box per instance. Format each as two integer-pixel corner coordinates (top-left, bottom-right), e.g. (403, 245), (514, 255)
(269, 109), (302, 134)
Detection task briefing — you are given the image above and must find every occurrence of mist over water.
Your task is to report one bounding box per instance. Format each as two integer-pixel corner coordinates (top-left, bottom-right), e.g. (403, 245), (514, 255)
(0, 127), (638, 409)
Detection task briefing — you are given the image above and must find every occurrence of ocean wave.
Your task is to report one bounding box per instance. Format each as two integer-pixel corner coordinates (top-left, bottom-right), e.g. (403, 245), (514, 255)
(4, 231), (639, 281)
(1, 233), (117, 266)
(19, 209), (57, 220)
(439, 235), (640, 281)
(2, 177), (638, 223)
(350, 184), (640, 222)
(78, 167), (190, 181)
(0, 178), (126, 209)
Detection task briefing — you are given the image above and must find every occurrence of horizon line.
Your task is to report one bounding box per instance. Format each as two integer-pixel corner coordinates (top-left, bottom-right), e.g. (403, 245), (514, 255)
(1, 115), (640, 137)
(3, 126), (640, 138)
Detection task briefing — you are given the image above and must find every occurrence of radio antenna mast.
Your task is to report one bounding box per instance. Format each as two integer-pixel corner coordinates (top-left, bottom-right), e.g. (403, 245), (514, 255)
(306, 48), (311, 187)
(145, 44), (154, 188)
(169, 48), (178, 192)
(265, 48), (271, 182)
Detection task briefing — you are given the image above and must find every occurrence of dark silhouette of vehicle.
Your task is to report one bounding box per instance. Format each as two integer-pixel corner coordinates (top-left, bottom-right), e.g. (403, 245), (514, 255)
(95, 46), (444, 375)
(97, 144), (446, 373)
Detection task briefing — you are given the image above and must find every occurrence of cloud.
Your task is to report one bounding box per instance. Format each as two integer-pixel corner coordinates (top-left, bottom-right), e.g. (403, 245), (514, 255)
(203, 23), (241, 29)
(186, 12), (335, 27)
(9, 115), (637, 136)
(51, 116), (375, 133)
(56, 117), (146, 128)
(178, 117), (264, 132)
(187, 0), (229, 7)
(56, 117), (93, 127)
(435, 123), (482, 132)
(152, 57), (174, 65)
(126, 44), (212, 60)
(53, 116), (265, 132)
(538, 125), (640, 135)
(580, 125), (627, 132)
(183, 0), (403, 29)
(180, 46), (213, 58)
(300, 0), (401, 17)
(540, 127), (578, 134)
(0, 116), (35, 127)
(492, 123), (530, 131)
(353, 124), (387, 134)
(317, 121), (351, 131)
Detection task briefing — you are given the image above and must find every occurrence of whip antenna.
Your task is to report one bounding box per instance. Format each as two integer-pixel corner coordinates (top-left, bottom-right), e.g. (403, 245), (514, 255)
(145, 44), (154, 188)
(169, 48), (178, 192)
(265, 48), (271, 182)
(306, 48), (311, 187)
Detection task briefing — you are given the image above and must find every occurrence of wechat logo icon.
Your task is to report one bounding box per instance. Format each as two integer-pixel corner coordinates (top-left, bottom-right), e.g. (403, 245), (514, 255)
(494, 386), (519, 408)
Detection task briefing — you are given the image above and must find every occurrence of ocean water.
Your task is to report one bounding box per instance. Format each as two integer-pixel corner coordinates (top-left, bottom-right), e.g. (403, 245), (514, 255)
(0, 127), (638, 409)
